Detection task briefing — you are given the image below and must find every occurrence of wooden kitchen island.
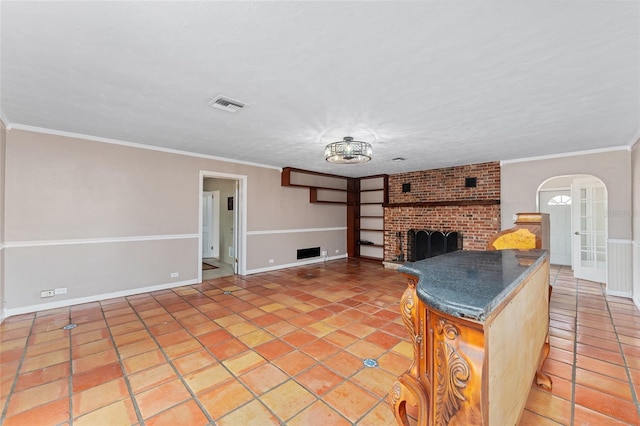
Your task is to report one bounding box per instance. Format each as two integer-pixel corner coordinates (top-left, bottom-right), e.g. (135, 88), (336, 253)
(388, 249), (552, 425)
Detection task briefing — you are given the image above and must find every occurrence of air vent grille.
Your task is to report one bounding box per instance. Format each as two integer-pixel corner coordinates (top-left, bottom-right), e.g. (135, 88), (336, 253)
(209, 96), (246, 113)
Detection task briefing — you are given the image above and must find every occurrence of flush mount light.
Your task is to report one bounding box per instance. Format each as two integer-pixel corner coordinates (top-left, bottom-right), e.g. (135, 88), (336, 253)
(324, 136), (373, 164)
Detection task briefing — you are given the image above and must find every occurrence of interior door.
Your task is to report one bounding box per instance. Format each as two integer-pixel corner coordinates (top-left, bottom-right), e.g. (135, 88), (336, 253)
(539, 190), (572, 266)
(571, 178), (607, 283)
(202, 192), (214, 258)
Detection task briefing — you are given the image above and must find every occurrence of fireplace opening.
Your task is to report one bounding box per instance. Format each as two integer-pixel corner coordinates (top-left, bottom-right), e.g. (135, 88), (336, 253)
(407, 230), (461, 262)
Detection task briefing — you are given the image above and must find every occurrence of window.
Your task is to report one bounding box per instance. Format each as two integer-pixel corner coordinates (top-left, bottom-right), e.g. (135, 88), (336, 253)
(547, 195), (571, 206)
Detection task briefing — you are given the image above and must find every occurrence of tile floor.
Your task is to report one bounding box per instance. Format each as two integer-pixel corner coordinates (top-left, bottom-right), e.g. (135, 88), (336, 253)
(0, 260), (639, 425)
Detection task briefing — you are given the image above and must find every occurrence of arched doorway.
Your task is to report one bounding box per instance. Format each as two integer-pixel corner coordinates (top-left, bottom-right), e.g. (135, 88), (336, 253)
(538, 174), (607, 283)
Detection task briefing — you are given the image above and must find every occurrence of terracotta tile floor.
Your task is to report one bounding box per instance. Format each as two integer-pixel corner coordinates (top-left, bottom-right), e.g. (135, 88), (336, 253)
(1, 260), (639, 425)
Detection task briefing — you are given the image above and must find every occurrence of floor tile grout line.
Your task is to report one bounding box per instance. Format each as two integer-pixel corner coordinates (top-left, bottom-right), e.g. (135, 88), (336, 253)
(176, 280), (334, 424)
(95, 301), (146, 425)
(124, 293), (220, 425)
(183, 274), (396, 423)
(570, 267), (579, 426)
(67, 308), (74, 426)
(601, 281), (640, 419)
(0, 313), (36, 423)
(181, 284), (297, 424)
(5, 262), (599, 425)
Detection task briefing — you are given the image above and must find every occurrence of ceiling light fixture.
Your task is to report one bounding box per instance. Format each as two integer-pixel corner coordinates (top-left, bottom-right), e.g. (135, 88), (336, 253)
(324, 136), (373, 164)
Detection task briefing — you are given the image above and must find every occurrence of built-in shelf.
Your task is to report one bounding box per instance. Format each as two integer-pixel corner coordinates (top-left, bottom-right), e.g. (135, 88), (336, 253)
(281, 167), (388, 262)
(282, 167), (349, 204)
(355, 175), (388, 261)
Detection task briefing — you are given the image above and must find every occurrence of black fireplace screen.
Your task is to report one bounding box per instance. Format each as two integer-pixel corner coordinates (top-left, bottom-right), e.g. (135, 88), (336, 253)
(407, 230), (461, 262)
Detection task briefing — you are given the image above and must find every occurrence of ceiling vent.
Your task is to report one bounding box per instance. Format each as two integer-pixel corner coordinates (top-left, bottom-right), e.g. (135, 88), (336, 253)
(209, 96), (246, 113)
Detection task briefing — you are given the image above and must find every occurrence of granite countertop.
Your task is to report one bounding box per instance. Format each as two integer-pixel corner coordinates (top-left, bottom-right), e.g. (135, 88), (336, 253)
(398, 249), (548, 322)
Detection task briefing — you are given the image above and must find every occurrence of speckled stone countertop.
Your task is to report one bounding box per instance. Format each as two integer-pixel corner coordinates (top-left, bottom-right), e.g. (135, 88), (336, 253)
(398, 249), (548, 322)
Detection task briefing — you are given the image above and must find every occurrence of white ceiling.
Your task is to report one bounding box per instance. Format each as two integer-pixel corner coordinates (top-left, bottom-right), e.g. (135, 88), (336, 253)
(1, 1), (639, 178)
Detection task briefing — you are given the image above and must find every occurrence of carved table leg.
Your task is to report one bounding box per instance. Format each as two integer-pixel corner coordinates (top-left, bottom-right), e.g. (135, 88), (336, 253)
(389, 276), (430, 425)
(388, 376), (429, 426)
(535, 340), (553, 390)
(389, 380), (412, 426)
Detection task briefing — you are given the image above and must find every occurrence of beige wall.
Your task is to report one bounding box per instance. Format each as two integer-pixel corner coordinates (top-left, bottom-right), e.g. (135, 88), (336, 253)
(501, 149), (632, 238)
(3, 128), (346, 314)
(502, 149), (633, 295)
(0, 120), (6, 321)
(632, 141), (640, 307)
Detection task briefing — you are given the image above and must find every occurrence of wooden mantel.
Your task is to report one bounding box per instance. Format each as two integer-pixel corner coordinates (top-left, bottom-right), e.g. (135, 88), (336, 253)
(383, 199), (500, 208)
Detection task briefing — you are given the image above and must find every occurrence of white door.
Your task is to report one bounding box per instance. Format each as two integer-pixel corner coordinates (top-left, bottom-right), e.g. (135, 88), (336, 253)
(202, 192), (214, 258)
(539, 190), (572, 266)
(202, 191), (221, 259)
(571, 178), (607, 283)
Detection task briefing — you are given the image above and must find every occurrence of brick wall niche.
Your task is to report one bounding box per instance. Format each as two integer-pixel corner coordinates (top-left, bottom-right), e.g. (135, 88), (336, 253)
(384, 162), (501, 261)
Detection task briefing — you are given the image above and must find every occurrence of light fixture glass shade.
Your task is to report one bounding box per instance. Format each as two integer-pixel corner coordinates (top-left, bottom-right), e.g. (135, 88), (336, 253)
(324, 136), (373, 164)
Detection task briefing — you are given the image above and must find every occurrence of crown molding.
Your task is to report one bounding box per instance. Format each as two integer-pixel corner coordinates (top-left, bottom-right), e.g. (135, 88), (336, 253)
(500, 145), (630, 166)
(6, 123), (282, 172)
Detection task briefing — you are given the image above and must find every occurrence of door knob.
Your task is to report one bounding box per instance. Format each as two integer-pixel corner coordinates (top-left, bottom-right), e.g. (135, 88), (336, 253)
(574, 231), (580, 235)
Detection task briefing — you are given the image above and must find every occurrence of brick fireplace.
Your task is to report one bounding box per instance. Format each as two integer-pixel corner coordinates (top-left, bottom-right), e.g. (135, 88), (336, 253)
(383, 162), (501, 261)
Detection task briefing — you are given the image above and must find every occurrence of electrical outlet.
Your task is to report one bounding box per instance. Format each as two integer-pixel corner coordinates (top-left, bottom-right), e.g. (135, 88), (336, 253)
(40, 290), (55, 298)
(170, 272), (179, 278)
(54, 288), (67, 295)
(335, 249), (340, 253)
(268, 259), (274, 264)
(321, 251), (327, 256)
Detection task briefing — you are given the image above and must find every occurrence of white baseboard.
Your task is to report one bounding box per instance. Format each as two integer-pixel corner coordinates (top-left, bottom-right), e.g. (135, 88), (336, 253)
(606, 289), (633, 299)
(4, 255), (351, 319)
(4, 278), (198, 319)
(634, 296), (640, 312)
(245, 254), (348, 275)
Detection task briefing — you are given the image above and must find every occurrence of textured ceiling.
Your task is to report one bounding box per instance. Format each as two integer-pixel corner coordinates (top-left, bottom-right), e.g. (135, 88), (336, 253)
(1, 1), (639, 177)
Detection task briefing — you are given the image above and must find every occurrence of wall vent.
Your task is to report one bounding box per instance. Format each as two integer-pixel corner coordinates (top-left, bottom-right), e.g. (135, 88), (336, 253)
(209, 96), (246, 113)
(297, 247), (321, 260)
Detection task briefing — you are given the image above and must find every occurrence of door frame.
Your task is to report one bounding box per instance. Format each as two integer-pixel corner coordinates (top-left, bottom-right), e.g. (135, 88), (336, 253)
(536, 174), (608, 284)
(198, 170), (247, 282)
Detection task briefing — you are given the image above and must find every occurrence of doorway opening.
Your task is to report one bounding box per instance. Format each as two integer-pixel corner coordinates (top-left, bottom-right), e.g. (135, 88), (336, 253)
(199, 171), (247, 282)
(538, 174), (608, 283)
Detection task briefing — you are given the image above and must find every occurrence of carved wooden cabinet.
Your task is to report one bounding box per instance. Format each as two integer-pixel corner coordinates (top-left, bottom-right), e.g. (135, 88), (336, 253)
(389, 250), (552, 425)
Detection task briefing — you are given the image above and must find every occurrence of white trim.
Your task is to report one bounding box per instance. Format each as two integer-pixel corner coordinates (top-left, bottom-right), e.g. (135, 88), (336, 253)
(199, 170), (248, 281)
(4, 278), (198, 318)
(607, 239), (632, 245)
(7, 123), (282, 172)
(633, 241), (640, 249)
(606, 289), (633, 298)
(538, 187), (571, 192)
(3, 234), (199, 249)
(634, 296), (640, 312)
(245, 253), (347, 275)
(247, 227), (347, 236)
(500, 145), (630, 166)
